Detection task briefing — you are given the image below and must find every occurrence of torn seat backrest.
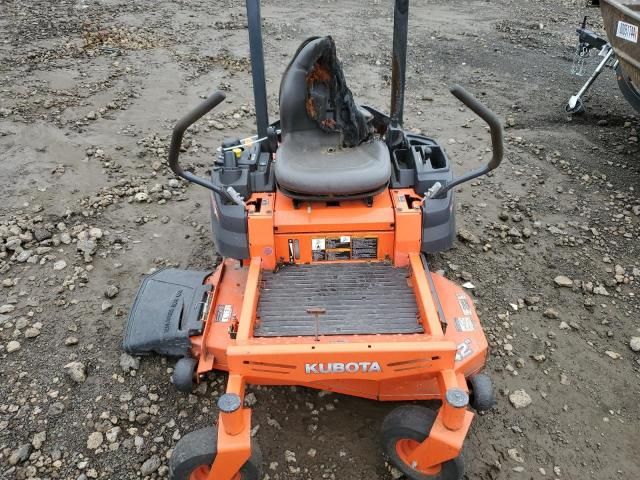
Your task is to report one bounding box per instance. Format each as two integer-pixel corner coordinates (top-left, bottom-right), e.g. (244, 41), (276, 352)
(279, 36), (373, 148)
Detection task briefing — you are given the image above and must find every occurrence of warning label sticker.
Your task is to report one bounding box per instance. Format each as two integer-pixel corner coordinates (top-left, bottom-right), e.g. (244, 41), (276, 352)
(326, 236), (351, 249)
(311, 236), (378, 261)
(454, 316), (475, 332)
(351, 237), (378, 259)
(313, 236), (350, 261)
(312, 238), (326, 251)
(215, 304), (233, 323)
(312, 238), (326, 261)
(326, 250), (350, 260)
(456, 293), (472, 316)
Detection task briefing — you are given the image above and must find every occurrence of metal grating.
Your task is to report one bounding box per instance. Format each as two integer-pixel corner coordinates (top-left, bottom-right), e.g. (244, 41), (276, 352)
(254, 263), (422, 337)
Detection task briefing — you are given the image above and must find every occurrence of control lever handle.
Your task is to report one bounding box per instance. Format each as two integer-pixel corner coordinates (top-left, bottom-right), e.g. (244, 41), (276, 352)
(432, 85), (504, 199)
(167, 91), (245, 206)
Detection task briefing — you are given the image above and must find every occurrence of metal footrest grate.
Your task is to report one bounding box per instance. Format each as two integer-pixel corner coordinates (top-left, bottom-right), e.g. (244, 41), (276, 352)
(254, 263), (422, 337)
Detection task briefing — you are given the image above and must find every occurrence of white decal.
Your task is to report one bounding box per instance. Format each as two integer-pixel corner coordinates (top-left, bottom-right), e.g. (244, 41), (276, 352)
(215, 304), (233, 323)
(312, 238), (326, 251)
(305, 361), (382, 374)
(456, 293), (472, 316)
(617, 21), (638, 43)
(455, 339), (473, 362)
(454, 317), (475, 332)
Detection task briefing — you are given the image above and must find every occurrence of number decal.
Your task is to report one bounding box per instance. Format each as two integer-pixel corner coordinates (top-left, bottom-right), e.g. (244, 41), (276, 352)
(455, 339), (473, 362)
(616, 21), (638, 43)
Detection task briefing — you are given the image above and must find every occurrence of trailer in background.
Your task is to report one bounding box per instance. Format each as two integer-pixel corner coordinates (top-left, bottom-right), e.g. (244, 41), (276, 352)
(566, 0), (640, 114)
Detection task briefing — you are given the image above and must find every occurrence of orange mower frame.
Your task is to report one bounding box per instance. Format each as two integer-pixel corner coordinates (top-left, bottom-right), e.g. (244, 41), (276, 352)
(123, 1), (504, 479)
(192, 251), (486, 480)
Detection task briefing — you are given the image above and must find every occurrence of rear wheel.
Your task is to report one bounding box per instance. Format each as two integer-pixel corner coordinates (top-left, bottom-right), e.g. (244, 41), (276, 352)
(169, 426), (262, 480)
(381, 405), (464, 480)
(616, 64), (640, 114)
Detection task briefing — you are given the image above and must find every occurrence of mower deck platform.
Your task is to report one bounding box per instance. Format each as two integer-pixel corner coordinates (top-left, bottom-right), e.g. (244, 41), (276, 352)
(254, 263), (423, 337)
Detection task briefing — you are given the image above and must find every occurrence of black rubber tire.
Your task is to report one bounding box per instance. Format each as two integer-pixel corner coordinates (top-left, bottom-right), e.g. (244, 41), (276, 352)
(616, 64), (640, 114)
(172, 357), (197, 393)
(169, 426), (262, 480)
(468, 374), (495, 413)
(381, 405), (464, 480)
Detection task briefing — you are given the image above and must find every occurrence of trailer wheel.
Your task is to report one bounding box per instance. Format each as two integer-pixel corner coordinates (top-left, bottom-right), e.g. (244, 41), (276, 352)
(381, 405), (464, 480)
(616, 64), (640, 114)
(169, 426), (262, 480)
(565, 97), (585, 115)
(468, 373), (495, 413)
(172, 357), (197, 393)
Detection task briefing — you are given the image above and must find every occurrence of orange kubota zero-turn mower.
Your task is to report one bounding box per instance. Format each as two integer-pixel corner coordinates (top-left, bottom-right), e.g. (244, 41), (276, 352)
(123, 1), (503, 479)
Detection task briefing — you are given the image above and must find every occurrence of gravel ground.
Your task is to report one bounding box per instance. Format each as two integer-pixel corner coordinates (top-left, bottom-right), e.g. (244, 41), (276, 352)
(1, 0), (639, 479)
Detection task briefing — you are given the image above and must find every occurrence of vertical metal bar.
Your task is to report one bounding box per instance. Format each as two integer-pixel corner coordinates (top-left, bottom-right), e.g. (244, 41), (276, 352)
(574, 46), (615, 100)
(408, 253), (444, 337)
(314, 313), (319, 342)
(421, 255), (448, 331)
(246, 0), (269, 138)
(390, 0), (409, 126)
(235, 257), (262, 341)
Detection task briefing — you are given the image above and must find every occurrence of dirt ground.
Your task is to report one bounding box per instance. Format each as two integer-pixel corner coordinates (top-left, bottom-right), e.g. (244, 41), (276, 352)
(1, 0), (639, 479)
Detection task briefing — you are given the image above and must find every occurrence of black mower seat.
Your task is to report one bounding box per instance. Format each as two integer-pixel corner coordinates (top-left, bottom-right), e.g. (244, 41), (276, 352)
(275, 36), (391, 198)
(276, 132), (391, 197)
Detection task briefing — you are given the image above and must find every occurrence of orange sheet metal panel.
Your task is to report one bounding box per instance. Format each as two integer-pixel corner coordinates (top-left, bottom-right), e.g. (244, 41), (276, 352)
(209, 409), (252, 480)
(194, 262), (225, 373)
(430, 273), (488, 375)
(235, 257), (262, 342)
(247, 193), (276, 270)
(409, 253), (444, 337)
(190, 246), (488, 403)
(274, 231), (394, 264)
(191, 259), (248, 369)
(391, 189), (422, 267)
(273, 190), (395, 234)
(226, 340), (457, 382)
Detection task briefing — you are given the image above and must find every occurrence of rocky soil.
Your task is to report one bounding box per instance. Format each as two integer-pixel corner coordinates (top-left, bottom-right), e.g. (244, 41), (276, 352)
(1, 0), (639, 479)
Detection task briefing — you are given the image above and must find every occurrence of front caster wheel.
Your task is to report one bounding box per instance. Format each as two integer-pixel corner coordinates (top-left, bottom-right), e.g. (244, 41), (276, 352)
(381, 405), (464, 480)
(172, 357), (197, 393)
(468, 373), (495, 413)
(169, 426), (262, 480)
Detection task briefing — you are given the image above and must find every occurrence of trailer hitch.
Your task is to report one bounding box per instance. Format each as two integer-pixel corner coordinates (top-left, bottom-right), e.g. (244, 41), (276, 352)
(167, 91), (245, 206)
(430, 85), (504, 200)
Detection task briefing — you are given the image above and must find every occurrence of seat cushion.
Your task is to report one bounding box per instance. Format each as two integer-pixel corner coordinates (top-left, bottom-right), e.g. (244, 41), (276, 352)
(275, 131), (391, 196)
